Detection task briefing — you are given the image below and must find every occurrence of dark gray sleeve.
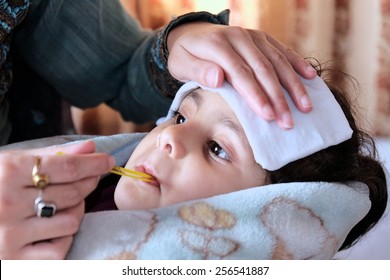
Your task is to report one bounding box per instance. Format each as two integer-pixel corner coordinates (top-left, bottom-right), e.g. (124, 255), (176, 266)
(14, 1), (229, 123)
(14, 0), (170, 123)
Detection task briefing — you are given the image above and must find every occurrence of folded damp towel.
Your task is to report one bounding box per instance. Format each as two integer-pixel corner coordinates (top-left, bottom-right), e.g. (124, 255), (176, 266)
(158, 77), (353, 170)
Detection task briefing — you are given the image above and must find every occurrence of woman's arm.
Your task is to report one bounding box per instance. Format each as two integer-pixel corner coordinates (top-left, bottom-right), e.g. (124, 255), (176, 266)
(14, 1), (315, 128)
(13, 0), (164, 122)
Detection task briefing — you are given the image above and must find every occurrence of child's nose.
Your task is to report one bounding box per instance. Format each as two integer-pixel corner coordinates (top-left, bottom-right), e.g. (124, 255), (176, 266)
(157, 125), (187, 159)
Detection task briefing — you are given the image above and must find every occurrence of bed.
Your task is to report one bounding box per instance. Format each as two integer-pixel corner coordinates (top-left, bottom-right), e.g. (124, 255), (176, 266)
(1, 134), (389, 259)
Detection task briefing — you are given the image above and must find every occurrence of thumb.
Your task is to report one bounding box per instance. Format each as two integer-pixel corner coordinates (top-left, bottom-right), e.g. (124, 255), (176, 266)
(168, 46), (224, 88)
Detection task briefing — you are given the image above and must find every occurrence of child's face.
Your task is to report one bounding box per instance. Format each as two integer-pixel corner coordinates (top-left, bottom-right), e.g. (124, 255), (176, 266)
(114, 89), (268, 210)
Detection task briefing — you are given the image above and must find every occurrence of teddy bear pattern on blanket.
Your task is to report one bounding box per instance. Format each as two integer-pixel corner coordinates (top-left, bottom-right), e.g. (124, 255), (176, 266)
(67, 181), (369, 260)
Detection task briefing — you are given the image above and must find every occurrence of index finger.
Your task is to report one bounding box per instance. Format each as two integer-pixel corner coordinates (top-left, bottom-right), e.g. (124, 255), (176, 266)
(257, 33), (315, 113)
(0, 150), (114, 194)
(33, 153), (115, 184)
(17, 141), (115, 185)
(19, 141), (114, 185)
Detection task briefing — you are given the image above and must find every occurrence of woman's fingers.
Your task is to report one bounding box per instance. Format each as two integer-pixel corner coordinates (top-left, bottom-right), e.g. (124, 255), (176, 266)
(26, 202), (84, 243)
(168, 23), (318, 129)
(0, 140), (114, 186)
(253, 32), (315, 112)
(220, 27), (295, 127)
(33, 153), (114, 184)
(5, 203), (85, 259)
(6, 147), (114, 187)
(0, 141), (113, 259)
(16, 177), (100, 218)
(0, 141), (112, 219)
(169, 28), (279, 123)
(23, 236), (74, 260)
(167, 45), (225, 88)
(264, 33), (317, 80)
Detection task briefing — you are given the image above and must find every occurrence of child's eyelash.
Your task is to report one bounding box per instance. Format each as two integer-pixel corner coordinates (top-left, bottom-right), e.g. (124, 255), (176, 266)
(172, 110), (185, 120)
(169, 110), (180, 124)
(171, 110), (231, 162)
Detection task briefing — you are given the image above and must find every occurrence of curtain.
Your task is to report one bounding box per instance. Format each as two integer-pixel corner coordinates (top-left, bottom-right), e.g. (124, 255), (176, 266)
(122, 0), (390, 136)
(375, 0), (390, 136)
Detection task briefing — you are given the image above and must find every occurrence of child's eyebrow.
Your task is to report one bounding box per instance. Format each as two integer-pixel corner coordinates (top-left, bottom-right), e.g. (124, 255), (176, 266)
(185, 89), (202, 108)
(186, 89), (246, 142)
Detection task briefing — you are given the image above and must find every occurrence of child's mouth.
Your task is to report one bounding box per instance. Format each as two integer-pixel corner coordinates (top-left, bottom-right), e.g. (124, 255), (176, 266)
(135, 166), (160, 188)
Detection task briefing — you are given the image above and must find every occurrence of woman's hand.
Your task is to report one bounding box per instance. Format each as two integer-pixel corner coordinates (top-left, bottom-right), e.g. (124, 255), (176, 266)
(167, 22), (317, 129)
(0, 141), (115, 259)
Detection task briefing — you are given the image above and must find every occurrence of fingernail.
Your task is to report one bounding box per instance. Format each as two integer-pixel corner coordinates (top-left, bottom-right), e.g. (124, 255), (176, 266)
(308, 65), (317, 74)
(262, 104), (275, 121)
(282, 112), (294, 129)
(206, 68), (219, 88)
(108, 156), (116, 167)
(301, 95), (312, 109)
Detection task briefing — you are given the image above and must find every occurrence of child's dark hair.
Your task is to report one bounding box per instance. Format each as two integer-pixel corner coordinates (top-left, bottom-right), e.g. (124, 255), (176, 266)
(269, 61), (388, 250)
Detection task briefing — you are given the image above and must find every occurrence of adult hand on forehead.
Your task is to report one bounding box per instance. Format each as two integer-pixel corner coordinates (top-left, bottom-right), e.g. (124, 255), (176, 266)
(0, 141), (115, 259)
(167, 22), (317, 129)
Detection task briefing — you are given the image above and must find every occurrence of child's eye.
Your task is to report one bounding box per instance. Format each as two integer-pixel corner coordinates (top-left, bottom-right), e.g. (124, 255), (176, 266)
(208, 140), (230, 161)
(174, 112), (186, 124)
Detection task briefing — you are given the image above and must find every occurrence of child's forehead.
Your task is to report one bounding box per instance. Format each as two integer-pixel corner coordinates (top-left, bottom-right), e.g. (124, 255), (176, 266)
(181, 89), (235, 115)
(162, 79), (352, 171)
(184, 88), (210, 97)
(181, 88), (221, 104)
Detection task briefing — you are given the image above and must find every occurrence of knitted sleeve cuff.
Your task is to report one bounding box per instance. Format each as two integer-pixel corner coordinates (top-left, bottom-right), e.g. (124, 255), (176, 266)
(150, 9), (230, 99)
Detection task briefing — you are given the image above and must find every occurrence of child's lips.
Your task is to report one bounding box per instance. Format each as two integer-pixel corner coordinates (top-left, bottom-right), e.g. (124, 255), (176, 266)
(135, 165), (160, 188)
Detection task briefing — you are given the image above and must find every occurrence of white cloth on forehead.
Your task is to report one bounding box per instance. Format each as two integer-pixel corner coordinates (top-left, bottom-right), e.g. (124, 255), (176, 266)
(158, 76), (353, 171)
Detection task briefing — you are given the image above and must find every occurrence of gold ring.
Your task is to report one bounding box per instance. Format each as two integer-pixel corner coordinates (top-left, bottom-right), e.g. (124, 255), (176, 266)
(32, 157), (50, 189)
